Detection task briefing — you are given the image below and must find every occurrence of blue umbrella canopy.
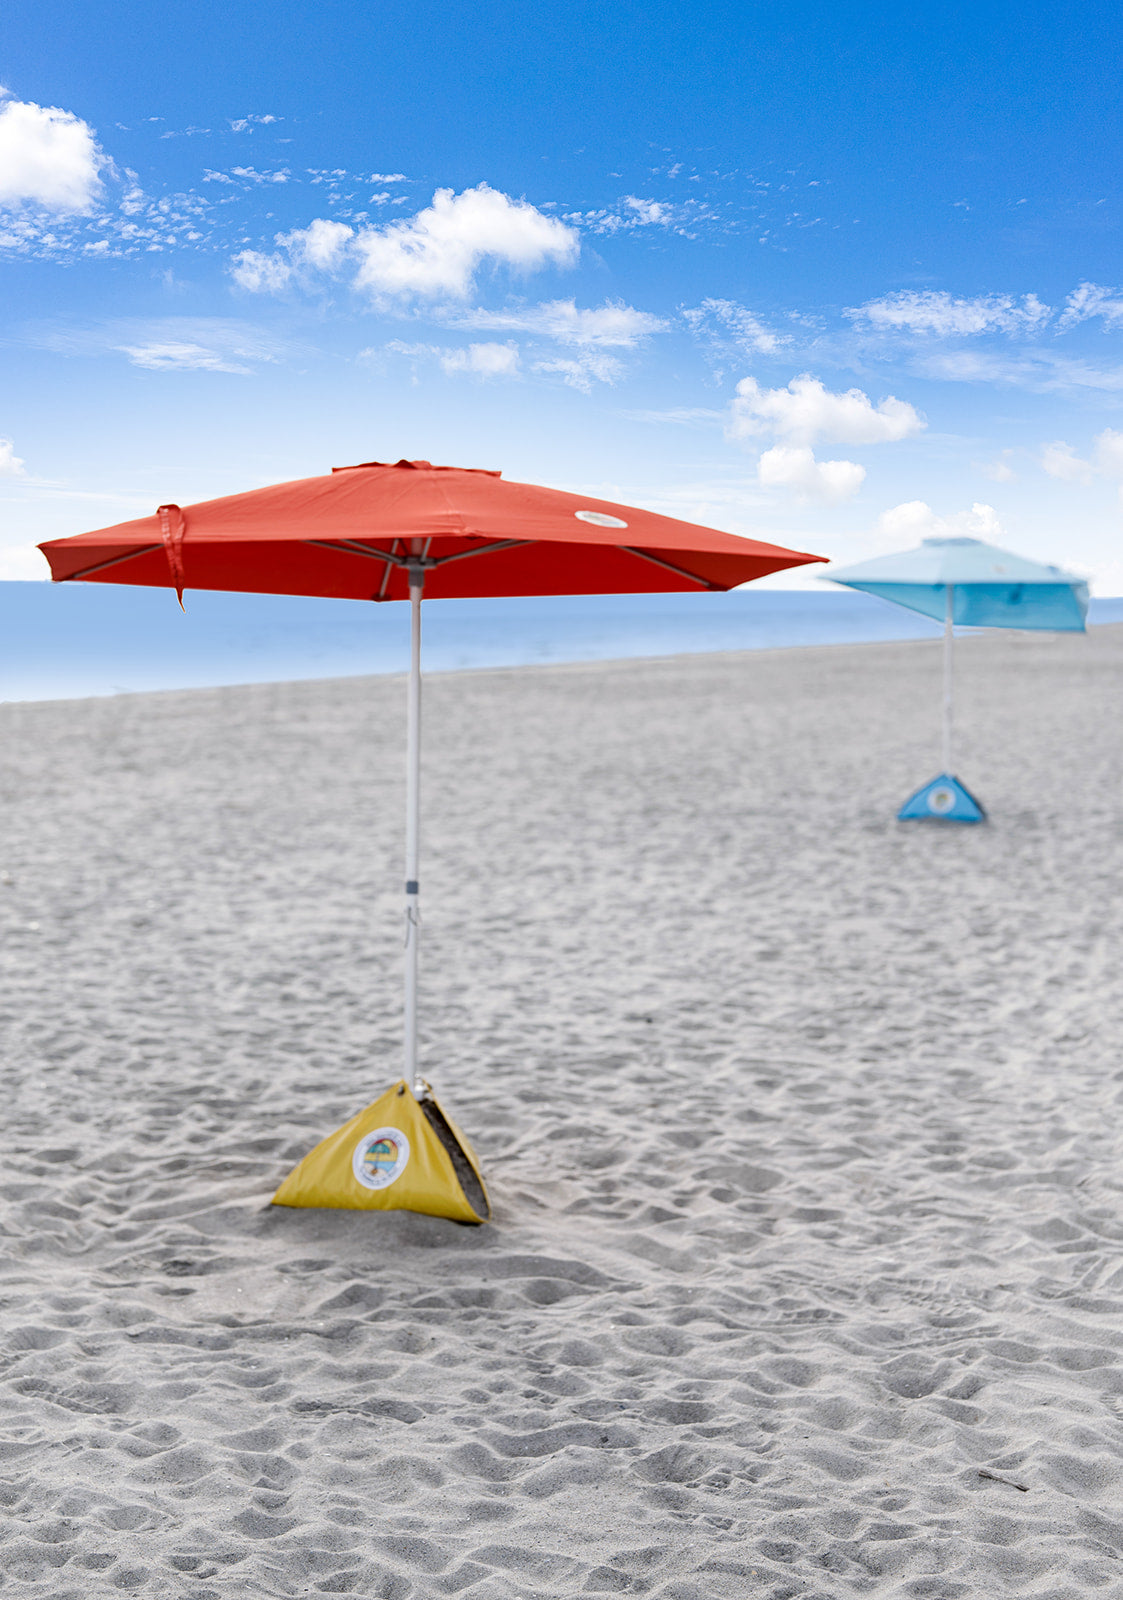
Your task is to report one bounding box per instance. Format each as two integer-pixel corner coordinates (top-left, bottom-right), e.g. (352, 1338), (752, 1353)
(827, 536), (1089, 631)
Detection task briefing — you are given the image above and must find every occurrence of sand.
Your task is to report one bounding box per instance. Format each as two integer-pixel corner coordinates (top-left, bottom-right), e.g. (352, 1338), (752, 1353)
(2, 623), (1123, 1599)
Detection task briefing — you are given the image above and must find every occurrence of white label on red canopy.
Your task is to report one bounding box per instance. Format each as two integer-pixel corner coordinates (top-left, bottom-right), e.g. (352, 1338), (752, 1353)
(575, 510), (628, 529)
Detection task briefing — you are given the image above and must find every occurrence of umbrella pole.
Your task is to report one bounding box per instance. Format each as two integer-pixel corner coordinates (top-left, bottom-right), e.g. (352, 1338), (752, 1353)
(942, 584), (954, 774)
(404, 562), (424, 1092)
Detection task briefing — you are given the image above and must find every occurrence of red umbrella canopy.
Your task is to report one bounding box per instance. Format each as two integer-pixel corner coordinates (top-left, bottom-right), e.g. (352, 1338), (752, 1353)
(38, 459), (824, 601)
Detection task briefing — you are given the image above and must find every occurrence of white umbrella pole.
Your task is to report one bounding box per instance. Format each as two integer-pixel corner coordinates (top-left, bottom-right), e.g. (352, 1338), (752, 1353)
(942, 584), (954, 774)
(404, 563), (424, 1091)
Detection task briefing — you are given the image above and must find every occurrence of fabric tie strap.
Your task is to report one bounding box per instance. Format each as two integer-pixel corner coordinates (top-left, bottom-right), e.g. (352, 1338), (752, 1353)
(158, 503), (187, 608)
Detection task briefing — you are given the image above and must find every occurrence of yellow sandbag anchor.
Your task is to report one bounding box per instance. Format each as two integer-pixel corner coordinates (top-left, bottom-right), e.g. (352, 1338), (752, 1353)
(272, 1079), (490, 1224)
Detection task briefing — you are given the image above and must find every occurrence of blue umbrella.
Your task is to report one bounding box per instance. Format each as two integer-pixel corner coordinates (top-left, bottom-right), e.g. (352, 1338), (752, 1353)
(827, 536), (1089, 821)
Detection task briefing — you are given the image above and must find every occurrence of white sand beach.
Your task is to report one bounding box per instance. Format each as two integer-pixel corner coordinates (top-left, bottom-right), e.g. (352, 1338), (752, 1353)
(2, 623), (1123, 1599)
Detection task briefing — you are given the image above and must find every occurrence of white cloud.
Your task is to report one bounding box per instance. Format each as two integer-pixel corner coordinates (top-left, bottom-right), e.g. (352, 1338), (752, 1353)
(440, 342), (520, 377)
(230, 249), (294, 292)
(622, 196), (669, 224)
(37, 316), (286, 373)
(1087, 556), (1123, 596)
(682, 298), (787, 355)
(872, 500), (1002, 548)
(0, 437), (26, 476)
(981, 455), (1016, 483)
(0, 97), (105, 213)
(729, 374), (924, 445)
(848, 290), (1050, 336)
(532, 350), (624, 391)
(621, 407), (724, 426)
(159, 124), (212, 140)
(0, 543), (49, 579)
(228, 165), (290, 185)
(385, 340), (521, 379)
(280, 217), (354, 270)
(1041, 441), (1093, 484)
(917, 348), (1123, 393)
(1059, 282), (1123, 328)
(564, 196), (683, 235)
(757, 445), (865, 503)
(4, 170), (221, 262)
(1037, 430), (1123, 499)
(117, 341), (258, 373)
(453, 298), (665, 347)
(384, 299), (644, 389)
(1094, 428), (1123, 477)
(351, 184), (577, 300)
(230, 184), (578, 303)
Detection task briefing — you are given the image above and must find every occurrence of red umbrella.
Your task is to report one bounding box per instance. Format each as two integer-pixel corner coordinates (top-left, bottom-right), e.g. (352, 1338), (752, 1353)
(40, 458), (825, 1219)
(39, 457), (823, 602)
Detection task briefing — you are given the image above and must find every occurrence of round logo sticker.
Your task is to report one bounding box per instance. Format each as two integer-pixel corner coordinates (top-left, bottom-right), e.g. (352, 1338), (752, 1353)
(574, 509), (628, 529)
(927, 786), (955, 814)
(352, 1126), (410, 1190)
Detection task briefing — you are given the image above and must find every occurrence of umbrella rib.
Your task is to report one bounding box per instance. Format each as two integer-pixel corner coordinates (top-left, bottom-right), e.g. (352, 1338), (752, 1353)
(621, 546), (720, 589)
(428, 539), (531, 568)
(304, 536), (530, 572)
(377, 539), (400, 600)
(60, 544), (163, 582)
(306, 536), (717, 587)
(305, 538), (412, 566)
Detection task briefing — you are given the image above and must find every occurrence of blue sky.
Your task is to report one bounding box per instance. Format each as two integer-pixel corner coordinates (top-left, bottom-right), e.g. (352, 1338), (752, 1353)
(3, 0), (1123, 589)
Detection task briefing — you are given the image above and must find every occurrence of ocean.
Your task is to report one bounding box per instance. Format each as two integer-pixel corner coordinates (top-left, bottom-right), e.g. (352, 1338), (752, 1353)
(2, 580), (1121, 702)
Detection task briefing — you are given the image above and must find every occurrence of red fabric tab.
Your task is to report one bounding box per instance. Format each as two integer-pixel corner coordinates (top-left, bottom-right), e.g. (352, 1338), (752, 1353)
(158, 504), (187, 608)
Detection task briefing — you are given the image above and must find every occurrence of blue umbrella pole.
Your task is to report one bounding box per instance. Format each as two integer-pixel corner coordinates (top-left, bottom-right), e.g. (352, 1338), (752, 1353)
(942, 584), (954, 773)
(897, 582), (984, 821)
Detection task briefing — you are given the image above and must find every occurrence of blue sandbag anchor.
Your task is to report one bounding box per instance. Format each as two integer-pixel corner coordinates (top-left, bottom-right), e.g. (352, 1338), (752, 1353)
(898, 773), (986, 823)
